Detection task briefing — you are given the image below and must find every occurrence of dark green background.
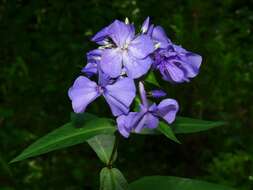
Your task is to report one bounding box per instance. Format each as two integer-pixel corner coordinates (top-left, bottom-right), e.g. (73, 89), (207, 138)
(1, 0), (253, 189)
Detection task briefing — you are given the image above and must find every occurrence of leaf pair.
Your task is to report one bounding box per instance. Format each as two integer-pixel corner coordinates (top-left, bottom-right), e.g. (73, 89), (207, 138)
(10, 113), (225, 163)
(9, 112), (234, 190)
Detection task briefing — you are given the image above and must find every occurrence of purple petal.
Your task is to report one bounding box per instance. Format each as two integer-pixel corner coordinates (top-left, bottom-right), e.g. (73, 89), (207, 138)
(138, 82), (148, 108)
(152, 26), (171, 48)
(185, 53), (202, 77)
(68, 76), (100, 113)
(145, 113), (159, 129)
(133, 111), (159, 132)
(91, 25), (112, 45)
(157, 98), (179, 124)
(105, 77), (136, 106)
(104, 77), (136, 116)
(98, 69), (113, 87)
(100, 49), (123, 78)
(116, 115), (130, 138)
(172, 44), (187, 54)
(128, 35), (155, 59)
(87, 49), (103, 58)
(180, 60), (199, 78)
(173, 44), (202, 79)
(162, 62), (186, 83)
(141, 17), (150, 33)
(122, 109), (159, 133)
(123, 53), (152, 79)
(82, 49), (103, 76)
(103, 94), (128, 116)
(116, 112), (136, 138)
(82, 62), (97, 77)
(147, 24), (154, 36)
(134, 112), (148, 133)
(109, 20), (135, 48)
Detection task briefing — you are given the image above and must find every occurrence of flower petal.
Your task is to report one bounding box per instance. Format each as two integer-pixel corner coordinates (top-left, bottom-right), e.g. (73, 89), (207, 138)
(100, 49), (123, 78)
(152, 26), (171, 48)
(123, 53), (152, 79)
(117, 115), (130, 138)
(147, 24), (154, 36)
(104, 77), (136, 116)
(103, 93), (129, 116)
(91, 25), (112, 45)
(68, 76), (100, 113)
(116, 112), (136, 138)
(109, 20), (135, 48)
(87, 49), (103, 60)
(81, 62), (97, 77)
(157, 98), (179, 124)
(134, 112), (148, 133)
(98, 69), (113, 87)
(187, 53), (202, 69)
(145, 113), (159, 129)
(162, 62), (186, 83)
(184, 53), (202, 78)
(82, 49), (103, 77)
(128, 35), (155, 59)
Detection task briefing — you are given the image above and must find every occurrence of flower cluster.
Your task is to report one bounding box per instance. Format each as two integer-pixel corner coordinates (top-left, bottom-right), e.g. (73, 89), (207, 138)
(68, 17), (202, 137)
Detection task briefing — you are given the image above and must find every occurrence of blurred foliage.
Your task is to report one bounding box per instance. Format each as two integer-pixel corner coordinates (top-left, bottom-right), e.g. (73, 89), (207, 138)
(0, 0), (253, 189)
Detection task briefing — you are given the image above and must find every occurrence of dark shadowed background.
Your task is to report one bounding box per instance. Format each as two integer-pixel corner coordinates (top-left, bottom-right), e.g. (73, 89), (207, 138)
(0, 0), (253, 189)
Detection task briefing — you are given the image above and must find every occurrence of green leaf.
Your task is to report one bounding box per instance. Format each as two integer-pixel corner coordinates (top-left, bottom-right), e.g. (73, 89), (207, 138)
(130, 176), (235, 190)
(158, 122), (181, 143)
(10, 118), (116, 163)
(87, 134), (117, 164)
(100, 167), (129, 190)
(133, 96), (141, 112)
(134, 128), (161, 135)
(145, 71), (160, 87)
(172, 117), (226, 134)
(132, 116), (225, 137)
(100, 167), (114, 190)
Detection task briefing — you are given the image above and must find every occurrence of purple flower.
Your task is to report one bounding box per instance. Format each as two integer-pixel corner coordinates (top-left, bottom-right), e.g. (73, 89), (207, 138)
(117, 82), (179, 137)
(91, 19), (155, 79)
(141, 17), (202, 83)
(68, 71), (136, 116)
(153, 44), (202, 83)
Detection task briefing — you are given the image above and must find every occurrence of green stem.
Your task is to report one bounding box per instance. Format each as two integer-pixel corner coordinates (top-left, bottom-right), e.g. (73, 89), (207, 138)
(107, 132), (119, 168)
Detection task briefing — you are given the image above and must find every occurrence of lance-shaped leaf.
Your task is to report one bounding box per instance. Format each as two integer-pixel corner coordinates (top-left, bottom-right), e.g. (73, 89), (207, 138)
(100, 167), (129, 190)
(158, 121), (180, 143)
(172, 117), (226, 134)
(133, 116), (225, 137)
(130, 176), (235, 190)
(87, 134), (117, 165)
(10, 118), (116, 163)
